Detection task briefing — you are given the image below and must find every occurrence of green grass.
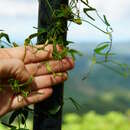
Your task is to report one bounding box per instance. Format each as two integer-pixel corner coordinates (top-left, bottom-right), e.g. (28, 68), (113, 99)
(62, 111), (130, 130)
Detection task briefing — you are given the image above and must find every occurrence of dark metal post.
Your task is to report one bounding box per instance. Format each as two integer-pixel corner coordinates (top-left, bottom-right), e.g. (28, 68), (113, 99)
(33, 0), (68, 130)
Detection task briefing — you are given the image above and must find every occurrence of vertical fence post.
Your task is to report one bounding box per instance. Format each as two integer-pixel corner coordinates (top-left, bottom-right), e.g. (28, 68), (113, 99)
(33, 0), (68, 130)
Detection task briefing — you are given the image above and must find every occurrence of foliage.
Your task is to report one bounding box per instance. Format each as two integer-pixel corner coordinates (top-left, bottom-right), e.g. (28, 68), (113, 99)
(0, 0), (128, 130)
(1, 111), (130, 130)
(62, 111), (130, 130)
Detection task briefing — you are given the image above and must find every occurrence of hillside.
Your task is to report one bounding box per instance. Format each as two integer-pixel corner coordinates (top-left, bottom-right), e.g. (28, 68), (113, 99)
(63, 42), (130, 114)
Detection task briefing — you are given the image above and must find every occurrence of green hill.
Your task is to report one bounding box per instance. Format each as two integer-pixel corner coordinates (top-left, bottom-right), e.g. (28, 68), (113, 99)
(63, 51), (130, 114)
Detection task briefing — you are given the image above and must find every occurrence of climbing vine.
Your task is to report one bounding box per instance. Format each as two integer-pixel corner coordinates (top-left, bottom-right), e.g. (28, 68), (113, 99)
(0, 0), (129, 130)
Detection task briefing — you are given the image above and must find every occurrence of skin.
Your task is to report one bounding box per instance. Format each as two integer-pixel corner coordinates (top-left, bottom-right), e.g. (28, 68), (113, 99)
(0, 45), (74, 117)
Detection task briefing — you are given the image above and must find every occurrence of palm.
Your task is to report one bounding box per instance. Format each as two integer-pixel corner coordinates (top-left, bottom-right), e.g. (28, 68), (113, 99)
(0, 83), (53, 116)
(0, 87), (13, 116)
(0, 45), (74, 116)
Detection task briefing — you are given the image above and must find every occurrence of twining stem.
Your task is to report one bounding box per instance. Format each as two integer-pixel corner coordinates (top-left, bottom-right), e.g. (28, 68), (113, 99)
(81, 19), (107, 34)
(45, 0), (54, 14)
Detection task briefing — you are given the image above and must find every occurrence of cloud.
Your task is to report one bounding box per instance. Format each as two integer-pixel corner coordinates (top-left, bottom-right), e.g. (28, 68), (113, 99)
(68, 0), (130, 42)
(0, 0), (38, 44)
(0, 0), (38, 17)
(0, 0), (130, 44)
(90, 0), (130, 20)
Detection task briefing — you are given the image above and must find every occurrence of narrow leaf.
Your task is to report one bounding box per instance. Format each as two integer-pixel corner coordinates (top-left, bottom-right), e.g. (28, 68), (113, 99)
(1, 122), (16, 128)
(68, 97), (81, 111)
(103, 15), (110, 26)
(48, 105), (61, 115)
(0, 32), (11, 43)
(9, 110), (21, 124)
(83, 8), (96, 21)
(94, 44), (109, 54)
(18, 128), (29, 130)
(73, 18), (82, 25)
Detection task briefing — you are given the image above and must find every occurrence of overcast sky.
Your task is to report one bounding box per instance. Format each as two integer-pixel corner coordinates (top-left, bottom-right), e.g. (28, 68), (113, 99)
(0, 0), (130, 46)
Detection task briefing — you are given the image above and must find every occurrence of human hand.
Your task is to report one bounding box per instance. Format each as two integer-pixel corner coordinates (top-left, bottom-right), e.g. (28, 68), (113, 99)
(0, 45), (74, 116)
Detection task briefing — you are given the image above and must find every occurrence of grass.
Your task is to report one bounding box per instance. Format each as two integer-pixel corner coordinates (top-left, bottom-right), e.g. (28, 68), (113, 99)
(1, 110), (130, 130)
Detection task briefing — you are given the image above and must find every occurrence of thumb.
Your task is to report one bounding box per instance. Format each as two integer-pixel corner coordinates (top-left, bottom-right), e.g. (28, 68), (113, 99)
(0, 59), (30, 82)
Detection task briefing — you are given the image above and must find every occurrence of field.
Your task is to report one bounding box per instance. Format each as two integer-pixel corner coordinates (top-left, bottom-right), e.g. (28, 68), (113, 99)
(1, 111), (130, 130)
(63, 44), (130, 114)
(62, 111), (130, 130)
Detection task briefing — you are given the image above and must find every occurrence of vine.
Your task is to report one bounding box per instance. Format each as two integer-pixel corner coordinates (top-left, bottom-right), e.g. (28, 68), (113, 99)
(0, 0), (129, 130)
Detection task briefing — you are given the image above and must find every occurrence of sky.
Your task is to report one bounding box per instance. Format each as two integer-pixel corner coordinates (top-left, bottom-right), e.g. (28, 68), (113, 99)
(0, 0), (130, 47)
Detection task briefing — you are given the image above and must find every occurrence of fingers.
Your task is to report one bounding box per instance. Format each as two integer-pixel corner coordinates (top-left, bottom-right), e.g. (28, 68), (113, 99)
(11, 87), (53, 110)
(31, 72), (67, 91)
(1, 72), (67, 91)
(25, 57), (74, 76)
(0, 59), (30, 82)
(10, 72), (66, 112)
(6, 72), (67, 113)
(0, 72), (67, 112)
(0, 44), (63, 64)
(23, 45), (59, 64)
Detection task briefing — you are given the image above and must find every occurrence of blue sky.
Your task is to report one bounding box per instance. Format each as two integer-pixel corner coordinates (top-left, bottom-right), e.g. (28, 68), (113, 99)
(0, 0), (130, 47)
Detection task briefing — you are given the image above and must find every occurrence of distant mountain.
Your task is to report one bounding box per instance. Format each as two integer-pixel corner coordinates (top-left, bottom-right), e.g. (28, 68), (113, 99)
(63, 44), (130, 114)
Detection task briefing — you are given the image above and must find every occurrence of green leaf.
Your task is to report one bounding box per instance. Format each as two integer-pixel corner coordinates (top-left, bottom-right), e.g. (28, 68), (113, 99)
(83, 8), (96, 12)
(9, 110), (21, 124)
(85, 0), (88, 4)
(0, 32), (11, 43)
(10, 127), (18, 130)
(68, 49), (82, 60)
(8, 79), (20, 93)
(73, 18), (82, 25)
(81, 0), (89, 6)
(10, 127), (17, 130)
(103, 15), (110, 26)
(68, 97), (81, 111)
(92, 55), (96, 64)
(45, 62), (52, 73)
(48, 105), (61, 115)
(83, 8), (96, 21)
(21, 90), (30, 97)
(18, 76), (33, 92)
(1, 122), (16, 128)
(17, 128), (29, 130)
(58, 47), (68, 58)
(0, 45), (4, 48)
(99, 63), (128, 78)
(94, 43), (109, 54)
(24, 28), (47, 45)
(56, 10), (65, 18)
(9, 108), (29, 126)
(66, 40), (74, 44)
(20, 76), (33, 87)
(13, 42), (19, 47)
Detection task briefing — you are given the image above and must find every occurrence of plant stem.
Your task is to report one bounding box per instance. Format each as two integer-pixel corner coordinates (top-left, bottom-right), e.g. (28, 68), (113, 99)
(18, 115), (21, 129)
(45, 0), (54, 14)
(81, 19), (107, 34)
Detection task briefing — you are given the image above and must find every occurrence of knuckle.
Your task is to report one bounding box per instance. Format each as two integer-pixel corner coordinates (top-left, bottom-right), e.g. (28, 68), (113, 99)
(63, 72), (68, 80)
(69, 57), (75, 68)
(46, 88), (53, 98)
(56, 45), (63, 52)
(63, 57), (75, 69)
(15, 59), (24, 68)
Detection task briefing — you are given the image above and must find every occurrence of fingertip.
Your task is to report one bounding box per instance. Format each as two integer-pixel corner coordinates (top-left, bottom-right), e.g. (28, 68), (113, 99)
(60, 72), (68, 81)
(65, 57), (75, 69)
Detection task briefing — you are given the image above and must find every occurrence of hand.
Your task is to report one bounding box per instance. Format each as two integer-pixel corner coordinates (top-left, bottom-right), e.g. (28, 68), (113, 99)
(0, 45), (74, 116)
